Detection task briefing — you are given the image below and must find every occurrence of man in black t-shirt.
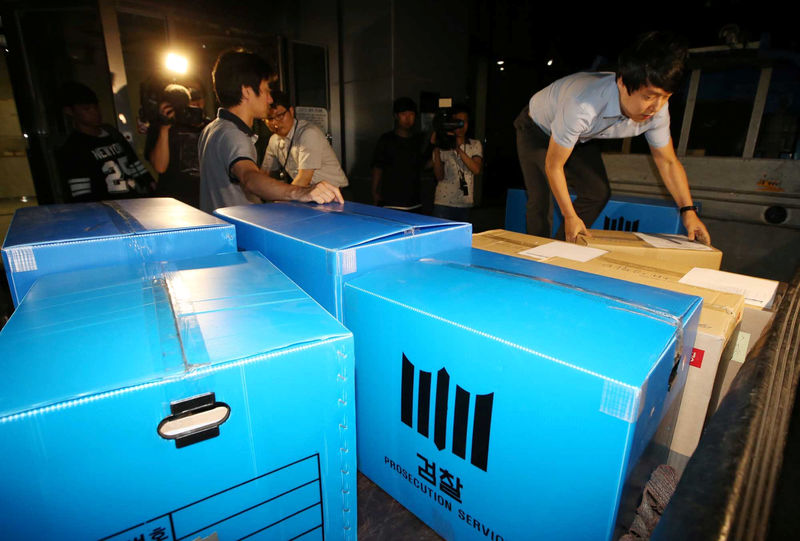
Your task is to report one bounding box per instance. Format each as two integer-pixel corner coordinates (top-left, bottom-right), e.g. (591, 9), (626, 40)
(145, 84), (210, 208)
(371, 97), (431, 211)
(57, 82), (154, 202)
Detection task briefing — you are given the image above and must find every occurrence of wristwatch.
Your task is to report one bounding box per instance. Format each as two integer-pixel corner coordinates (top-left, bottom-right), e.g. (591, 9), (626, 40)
(679, 205), (698, 214)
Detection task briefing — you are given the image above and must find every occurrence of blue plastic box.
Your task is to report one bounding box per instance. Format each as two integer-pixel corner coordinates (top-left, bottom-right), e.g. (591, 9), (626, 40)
(214, 201), (471, 320)
(552, 195), (698, 236)
(0, 251), (356, 540)
(1, 198), (237, 306)
(504, 189), (698, 236)
(343, 256), (701, 540)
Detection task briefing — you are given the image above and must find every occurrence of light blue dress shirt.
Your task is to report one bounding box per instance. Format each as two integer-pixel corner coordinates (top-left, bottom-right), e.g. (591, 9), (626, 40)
(528, 72), (671, 149)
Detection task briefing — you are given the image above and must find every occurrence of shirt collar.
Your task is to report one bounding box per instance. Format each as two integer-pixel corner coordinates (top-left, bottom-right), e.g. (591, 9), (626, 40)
(218, 108), (255, 137)
(599, 76), (623, 119)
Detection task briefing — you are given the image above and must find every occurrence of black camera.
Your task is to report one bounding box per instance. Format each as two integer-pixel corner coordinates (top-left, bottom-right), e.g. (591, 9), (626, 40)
(458, 170), (469, 196)
(140, 80), (204, 127)
(432, 98), (464, 150)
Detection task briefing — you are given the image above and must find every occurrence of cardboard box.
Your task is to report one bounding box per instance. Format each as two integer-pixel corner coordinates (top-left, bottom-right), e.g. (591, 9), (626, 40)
(1, 198), (237, 306)
(472, 230), (744, 475)
(0, 251), (356, 540)
(343, 258), (701, 540)
(215, 201), (471, 320)
(577, 229), (722, 270)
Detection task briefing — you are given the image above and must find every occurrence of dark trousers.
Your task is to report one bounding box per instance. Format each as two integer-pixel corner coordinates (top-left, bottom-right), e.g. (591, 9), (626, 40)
(514, 107), (610, 239)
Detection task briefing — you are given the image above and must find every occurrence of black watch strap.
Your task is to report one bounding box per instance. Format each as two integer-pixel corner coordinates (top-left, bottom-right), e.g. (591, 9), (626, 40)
(679, 205), (698, 214)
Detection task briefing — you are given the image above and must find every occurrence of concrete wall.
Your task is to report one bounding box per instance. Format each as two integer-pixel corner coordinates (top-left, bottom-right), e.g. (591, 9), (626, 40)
(340, 0), (470, 201)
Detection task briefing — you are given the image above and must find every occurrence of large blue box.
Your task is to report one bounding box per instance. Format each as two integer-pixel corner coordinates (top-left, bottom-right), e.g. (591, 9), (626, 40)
(504, 188), (697, 236)
(552, 195), (696, 236)
(0, 251), (356, 540)
(1, 197), (237, 306)
(343, 256), (702, 540)
(214, 201), (471, 320)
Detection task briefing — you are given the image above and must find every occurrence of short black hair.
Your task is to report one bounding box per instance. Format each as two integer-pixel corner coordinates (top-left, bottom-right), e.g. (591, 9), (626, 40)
(161, 84), (191, 108)
(269, 89), (292, 111)
(60, 82), (98, 108)
(212, 48), (276, 108)
(393, 97), (417, 114)
(617, 31), (688, 94)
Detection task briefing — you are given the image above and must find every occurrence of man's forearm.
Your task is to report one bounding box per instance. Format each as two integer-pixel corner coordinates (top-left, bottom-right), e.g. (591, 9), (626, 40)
(545, 164), (575, 217)
(655, 157), (694, 207)
(432, 150), (444, 181)
(291, 169), (314, 187)
(148, 126), (171, 173)
(240, 168), (310, 201)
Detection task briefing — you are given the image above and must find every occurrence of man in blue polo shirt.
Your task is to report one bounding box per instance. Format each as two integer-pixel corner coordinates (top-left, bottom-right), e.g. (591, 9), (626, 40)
(199, 48), (342, 212)
(514, 31), (710, 244)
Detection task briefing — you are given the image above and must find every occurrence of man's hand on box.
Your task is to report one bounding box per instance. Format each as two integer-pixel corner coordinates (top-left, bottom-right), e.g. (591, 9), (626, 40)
(299, 181), (344, 204)
(564, 215), (589, 243)
(683, 211), (711, 245)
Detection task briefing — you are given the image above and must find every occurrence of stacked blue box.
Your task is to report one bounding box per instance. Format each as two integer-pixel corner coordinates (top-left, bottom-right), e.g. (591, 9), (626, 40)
(504, 188), (527, 233)
(214, 201), (471, 320)
(1, 197), (237, 306)
(503, 188), (699, 236)
(0, 251), (356, 540)
(551, 195), (698, 236)
(342, 256), (702, 540)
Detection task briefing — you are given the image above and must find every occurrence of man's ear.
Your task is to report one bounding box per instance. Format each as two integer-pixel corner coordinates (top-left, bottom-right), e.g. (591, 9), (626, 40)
(616, 77), (629, 96)
(241, 84), (254, 103)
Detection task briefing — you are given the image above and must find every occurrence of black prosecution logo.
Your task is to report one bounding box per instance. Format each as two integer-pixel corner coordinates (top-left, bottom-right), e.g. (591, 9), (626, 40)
(400, 354), (494, 471)
(603, 215), (640, 232)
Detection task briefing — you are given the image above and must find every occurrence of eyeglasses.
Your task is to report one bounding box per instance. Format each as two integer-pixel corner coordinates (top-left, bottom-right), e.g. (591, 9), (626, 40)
(267, 109), (289, 122)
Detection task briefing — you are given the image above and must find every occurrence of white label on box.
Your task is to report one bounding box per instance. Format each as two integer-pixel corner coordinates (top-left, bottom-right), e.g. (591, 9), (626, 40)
(9, 246), (37, 272)
(519, 241), (607, 262)
(340, 249), (357, 275)
(634, 233), (714, 251)
(679, 267), (778, 309)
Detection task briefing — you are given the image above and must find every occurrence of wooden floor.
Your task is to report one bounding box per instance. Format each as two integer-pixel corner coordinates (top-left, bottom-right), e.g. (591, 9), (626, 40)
(357, 473), (442, 540)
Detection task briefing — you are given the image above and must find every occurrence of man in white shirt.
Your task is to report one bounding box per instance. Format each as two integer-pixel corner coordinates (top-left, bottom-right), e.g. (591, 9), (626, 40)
(198, 49), (342, 212)
(514, 31), (710, 244)
(261, 91), (349, 194)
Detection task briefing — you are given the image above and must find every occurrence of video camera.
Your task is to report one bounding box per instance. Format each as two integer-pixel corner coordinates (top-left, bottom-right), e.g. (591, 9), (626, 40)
(140, 80), (204, 127)
(432, 98), (464, 150)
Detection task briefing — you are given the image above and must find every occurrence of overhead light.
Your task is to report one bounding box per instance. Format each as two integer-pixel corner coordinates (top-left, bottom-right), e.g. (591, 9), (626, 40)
(165, 52), (189, 74)
(500, 67), (505, 71)
(547, 59), (553, 66)
(497, 60), (504, 65)
(118, 113), (127, 124)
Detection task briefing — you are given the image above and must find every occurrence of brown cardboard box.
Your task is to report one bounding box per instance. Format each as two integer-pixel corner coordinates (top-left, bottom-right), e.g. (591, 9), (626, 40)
(576, 229), (723, 270)
(473, 230), (744, 475)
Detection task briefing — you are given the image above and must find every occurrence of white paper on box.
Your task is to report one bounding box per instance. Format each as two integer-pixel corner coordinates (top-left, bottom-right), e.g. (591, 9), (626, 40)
(519, 241), (607, 262)
(634, 233), (714, 251)
(679, 267), (778, 309)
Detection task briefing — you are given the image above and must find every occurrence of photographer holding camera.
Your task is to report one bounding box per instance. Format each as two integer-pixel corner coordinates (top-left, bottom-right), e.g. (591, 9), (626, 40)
(144, 83), (209, 207)
(432, 103), (482, 221)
